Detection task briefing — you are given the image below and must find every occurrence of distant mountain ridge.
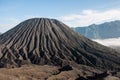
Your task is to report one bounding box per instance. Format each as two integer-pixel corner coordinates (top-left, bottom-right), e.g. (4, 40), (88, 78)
(74, 20), (120, 39)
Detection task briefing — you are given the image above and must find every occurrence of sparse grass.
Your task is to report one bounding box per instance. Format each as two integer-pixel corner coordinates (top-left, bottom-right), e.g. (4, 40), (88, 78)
(0, 65), (119, 80)
(0, 65), (59, 80)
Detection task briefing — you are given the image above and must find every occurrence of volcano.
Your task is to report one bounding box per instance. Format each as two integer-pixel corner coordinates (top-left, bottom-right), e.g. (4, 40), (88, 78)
(0, 18), (120, 70)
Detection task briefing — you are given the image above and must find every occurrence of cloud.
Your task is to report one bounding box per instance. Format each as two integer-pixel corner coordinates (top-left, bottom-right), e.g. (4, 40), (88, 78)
(8, 18), (21, 24)
(0, 18), (21, 33)
(59, 9), (120, 27)
(93, 37), (120, 47)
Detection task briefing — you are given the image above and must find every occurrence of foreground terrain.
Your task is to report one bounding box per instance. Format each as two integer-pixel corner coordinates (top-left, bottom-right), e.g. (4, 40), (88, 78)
(0, 65), (119, 80)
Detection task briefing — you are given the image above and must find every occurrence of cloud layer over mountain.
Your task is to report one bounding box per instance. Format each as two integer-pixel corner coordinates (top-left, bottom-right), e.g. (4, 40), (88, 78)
(94, 37), (120, 46)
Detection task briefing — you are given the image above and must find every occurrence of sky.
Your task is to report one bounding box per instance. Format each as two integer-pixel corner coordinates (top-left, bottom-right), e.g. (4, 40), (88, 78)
(0, 0), (120, 33)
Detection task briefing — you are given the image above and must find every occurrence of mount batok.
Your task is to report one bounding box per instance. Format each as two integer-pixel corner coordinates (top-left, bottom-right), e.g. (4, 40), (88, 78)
(0, 18), (120, 71)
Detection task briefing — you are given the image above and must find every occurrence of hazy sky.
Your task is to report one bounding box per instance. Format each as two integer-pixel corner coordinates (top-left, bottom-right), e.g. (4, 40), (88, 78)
(0, 0), (120, 33)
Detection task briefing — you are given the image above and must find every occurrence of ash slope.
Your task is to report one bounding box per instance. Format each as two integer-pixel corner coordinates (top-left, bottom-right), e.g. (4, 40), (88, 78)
(0, 18), (120, 70)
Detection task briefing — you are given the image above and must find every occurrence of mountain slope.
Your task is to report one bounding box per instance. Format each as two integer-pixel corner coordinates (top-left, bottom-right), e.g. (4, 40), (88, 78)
(74, 20), (120, 39)
(0, 18), (120, 71)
